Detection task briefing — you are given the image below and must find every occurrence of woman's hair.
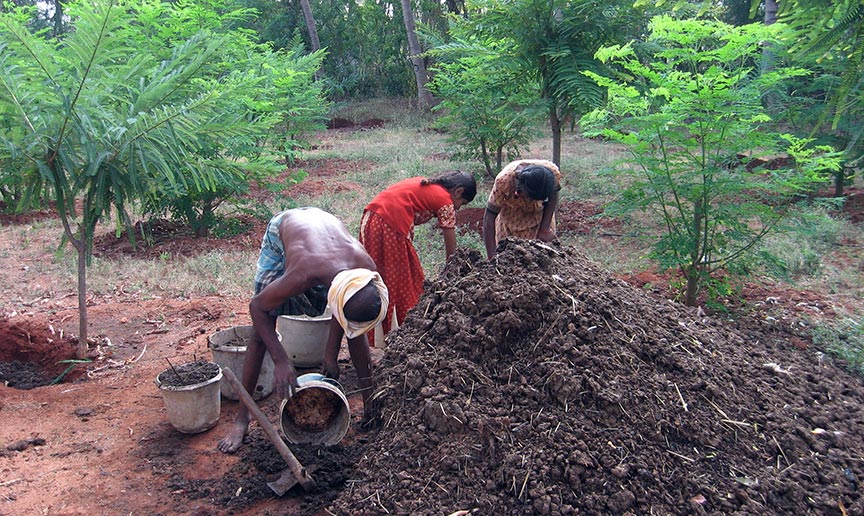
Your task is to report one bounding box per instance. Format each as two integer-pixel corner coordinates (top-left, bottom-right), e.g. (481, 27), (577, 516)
(517, 165), (557, 201)
(421, 170), (477, 202)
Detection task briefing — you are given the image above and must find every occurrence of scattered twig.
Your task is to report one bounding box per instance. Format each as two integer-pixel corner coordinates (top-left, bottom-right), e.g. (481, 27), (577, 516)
(165, 358), (187, 383)
(763, 362), (793, 375)
(130, 343), (148, 364)
(667, 449), (696, 462)
(533, 241), (561, 255)
(673, 383), (688, 411)
(773, 435), (791, 468)
(518, 470), (530, 499)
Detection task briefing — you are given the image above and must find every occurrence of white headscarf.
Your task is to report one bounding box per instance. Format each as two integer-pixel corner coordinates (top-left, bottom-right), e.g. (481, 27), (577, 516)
(327, 269), (389, 338)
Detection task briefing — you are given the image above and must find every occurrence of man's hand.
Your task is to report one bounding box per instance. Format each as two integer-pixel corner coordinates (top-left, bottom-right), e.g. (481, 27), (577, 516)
(273, 360), (299, 399)
(537, 227), (556, 242)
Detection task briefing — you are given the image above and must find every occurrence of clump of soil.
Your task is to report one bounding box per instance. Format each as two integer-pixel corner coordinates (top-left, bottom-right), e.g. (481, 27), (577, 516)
(156, 360), (220, 387)
(283, 387), (343, 433)
(327, 239), (864, 515)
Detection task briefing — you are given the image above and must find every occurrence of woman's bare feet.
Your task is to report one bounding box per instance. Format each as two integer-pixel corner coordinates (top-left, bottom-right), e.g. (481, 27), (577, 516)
(217, 420), (249, 453)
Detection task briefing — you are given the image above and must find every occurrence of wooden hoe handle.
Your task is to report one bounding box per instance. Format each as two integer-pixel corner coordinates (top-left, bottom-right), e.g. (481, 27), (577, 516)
(221, 367), (316, 491)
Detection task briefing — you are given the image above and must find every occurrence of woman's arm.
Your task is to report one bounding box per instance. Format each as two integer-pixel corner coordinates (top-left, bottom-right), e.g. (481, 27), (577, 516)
(442, 227), (457, 260)
(482, 205), (500, 259)
(537, 188), (559, 242)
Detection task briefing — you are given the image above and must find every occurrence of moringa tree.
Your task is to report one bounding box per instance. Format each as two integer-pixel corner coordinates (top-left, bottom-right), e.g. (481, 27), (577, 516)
(581, 16), (842, 307)
(428, 37), (543, 176)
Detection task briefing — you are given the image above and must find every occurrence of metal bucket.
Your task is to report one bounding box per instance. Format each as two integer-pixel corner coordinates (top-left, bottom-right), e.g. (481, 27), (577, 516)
(279, 373), (350, 446)
(155, 363), (222, 434)
(276, 310), (331, 368)
(208, 326), (274, 401)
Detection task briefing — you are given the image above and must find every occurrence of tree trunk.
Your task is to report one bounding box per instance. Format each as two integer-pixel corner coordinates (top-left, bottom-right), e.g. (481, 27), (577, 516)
(684, 198), (707, 307)
(76, 239), (89, 358)
(299, 0), (320, 52)
(299, 0), (322, 80)
(549, 103), (562, 167)
(684, 268), (699, 307)
(764, 0), (778, 25)
(834, 167), (847, 197)
(480, 138), (493, 178)
(52, 0), (64, 38)
(761, 0), (779, 109)
(401, 0), (434, 111)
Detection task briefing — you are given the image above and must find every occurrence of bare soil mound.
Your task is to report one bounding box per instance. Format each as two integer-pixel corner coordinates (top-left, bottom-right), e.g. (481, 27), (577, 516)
(0, 317), (85, 389)
(328, 239), (863, 515)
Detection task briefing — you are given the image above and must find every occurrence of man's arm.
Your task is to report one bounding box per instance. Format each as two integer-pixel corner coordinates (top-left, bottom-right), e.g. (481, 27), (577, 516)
(249, 274), (312, 398)
(482, 204), (500, 259)
(322, 317), (343, 379)
(346, 333), (374, 417)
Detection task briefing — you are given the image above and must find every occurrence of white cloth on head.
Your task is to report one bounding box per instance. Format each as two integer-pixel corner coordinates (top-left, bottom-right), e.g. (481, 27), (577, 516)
(327, 269), (389, 339)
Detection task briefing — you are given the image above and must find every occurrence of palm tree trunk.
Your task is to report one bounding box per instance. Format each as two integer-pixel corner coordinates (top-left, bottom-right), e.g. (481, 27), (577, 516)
(299, 0), (321, 80)
(761, 0), (779, 109)
(549, 103), (562, 167)
(401, 0), (434, 110)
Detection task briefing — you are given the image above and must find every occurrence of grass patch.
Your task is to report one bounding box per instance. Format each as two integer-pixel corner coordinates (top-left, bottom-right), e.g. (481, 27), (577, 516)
(812, 316), (864, 375)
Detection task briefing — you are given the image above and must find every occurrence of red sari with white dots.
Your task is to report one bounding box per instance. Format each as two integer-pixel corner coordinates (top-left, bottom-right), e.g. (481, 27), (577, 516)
(360, 178), (456, 345)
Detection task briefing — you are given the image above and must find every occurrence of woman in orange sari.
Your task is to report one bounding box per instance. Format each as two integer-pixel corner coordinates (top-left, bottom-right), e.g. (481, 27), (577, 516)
(360, 170), (476, 344)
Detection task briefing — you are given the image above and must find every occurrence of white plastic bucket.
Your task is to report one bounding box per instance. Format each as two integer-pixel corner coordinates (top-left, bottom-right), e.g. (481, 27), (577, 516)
(208, 326), (274, 401)
(156, 363), (222, 434)
(279, 373), (350, 446)
(276, 311), (331, 368)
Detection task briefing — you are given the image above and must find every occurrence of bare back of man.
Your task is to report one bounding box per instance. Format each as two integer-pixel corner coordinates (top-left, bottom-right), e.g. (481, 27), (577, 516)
(217, 208), (379, 453)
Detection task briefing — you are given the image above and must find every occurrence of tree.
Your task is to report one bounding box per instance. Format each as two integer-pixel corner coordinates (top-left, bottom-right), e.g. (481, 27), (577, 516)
(236, 0), (414, 99)
(401, 0), (434, 109)
(448, 0), (645, 167)
(298, 0), (322, 81)
(581, 16), (841, 307)
(770, 0), (864, 195)
(0, 1), (281, 356)
(428, 38), (543, 176)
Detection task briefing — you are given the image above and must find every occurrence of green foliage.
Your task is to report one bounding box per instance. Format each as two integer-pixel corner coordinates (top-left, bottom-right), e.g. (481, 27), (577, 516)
(581, 16), (842, 307)
(428, 38), (543, 177)
(774, 0), (864, 178)
(0, 0), (324, 350)
(235, 0), (413, 99)
(442, 0), (648, 164)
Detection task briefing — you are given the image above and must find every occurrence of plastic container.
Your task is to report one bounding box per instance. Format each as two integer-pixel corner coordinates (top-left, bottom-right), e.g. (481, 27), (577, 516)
(279, 373), (350, 446)
(208, 325), (274, 401)
(276, 310), (331, 368)
(155, 362), (222, 434)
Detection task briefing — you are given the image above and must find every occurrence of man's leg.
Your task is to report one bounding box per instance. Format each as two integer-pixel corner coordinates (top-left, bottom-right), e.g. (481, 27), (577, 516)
(217, 332), (267, 453)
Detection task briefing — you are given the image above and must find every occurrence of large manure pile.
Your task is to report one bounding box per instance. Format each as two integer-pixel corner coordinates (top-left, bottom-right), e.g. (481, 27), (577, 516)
(329, 239), (863, 515)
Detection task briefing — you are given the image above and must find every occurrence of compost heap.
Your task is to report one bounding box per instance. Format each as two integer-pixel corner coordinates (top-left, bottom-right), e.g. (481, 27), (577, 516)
(328, 239), (863, 516)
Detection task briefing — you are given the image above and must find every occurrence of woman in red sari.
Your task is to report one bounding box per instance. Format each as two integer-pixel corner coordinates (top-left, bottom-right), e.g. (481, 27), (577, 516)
(360, 170), (476, 344)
